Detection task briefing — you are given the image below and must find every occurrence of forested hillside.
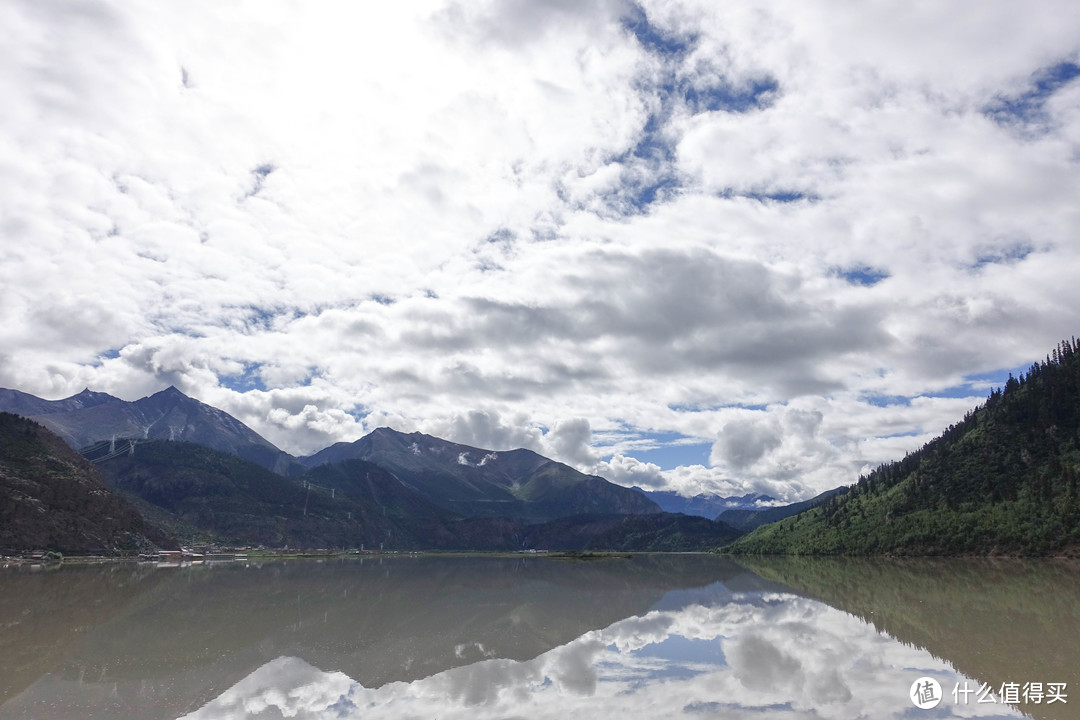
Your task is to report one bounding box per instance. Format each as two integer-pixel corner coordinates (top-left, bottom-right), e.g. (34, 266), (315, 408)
(726, 338), (1080, 555)
(0, 413), (174, 554)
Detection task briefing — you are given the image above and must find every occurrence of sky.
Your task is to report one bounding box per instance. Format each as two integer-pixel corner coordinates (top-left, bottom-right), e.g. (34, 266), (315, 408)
(2, 1), (1079, 502)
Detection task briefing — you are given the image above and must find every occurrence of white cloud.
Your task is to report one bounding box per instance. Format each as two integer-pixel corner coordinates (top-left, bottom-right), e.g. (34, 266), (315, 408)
(713, 416), (785, 471)
(421, 409), (545, 455)
(544, 418), (602, 468)
(596, 454), (666, 488)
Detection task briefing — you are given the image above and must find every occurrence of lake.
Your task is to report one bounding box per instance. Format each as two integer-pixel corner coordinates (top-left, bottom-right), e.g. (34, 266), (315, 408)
(0, 554), (1077, 719)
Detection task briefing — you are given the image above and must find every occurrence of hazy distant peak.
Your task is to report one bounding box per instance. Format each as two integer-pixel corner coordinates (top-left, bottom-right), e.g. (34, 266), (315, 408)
(633, 488), (779, 518)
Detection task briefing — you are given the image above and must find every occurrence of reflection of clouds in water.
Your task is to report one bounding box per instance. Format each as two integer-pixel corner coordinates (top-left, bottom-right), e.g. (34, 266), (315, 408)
(437, 656), (544, 706)
(183, 594), (1024, 720)
(603, 612), (675, 652)
(729, 630), (852, 705)
(412, 635), (605, 708)
(730, 631), (804, 691)
(551, 638), (605, 695)
(185, 656), (353, 720)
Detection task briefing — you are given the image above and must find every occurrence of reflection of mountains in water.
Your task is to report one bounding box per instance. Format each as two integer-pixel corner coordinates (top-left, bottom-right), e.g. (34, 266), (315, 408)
(737, 557), (1080, 720)
(0, 555), (769, 720)
(0, 564), (170, 709)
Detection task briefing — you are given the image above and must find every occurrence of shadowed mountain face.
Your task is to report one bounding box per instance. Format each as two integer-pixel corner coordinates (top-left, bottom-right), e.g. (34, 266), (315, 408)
(0, 413), (174, 554)
(525, 512), (743, 552)
(301, 427), (661, 522)
(0, 386), (300, 475)
(95, 445), (468, 550)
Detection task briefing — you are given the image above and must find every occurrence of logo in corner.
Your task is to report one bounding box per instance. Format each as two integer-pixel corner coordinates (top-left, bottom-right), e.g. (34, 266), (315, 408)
(910, 677), (942, 709)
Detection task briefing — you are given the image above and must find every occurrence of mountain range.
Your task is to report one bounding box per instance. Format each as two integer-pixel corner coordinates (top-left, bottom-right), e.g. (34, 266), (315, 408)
(82, 439), (740, 551)
(0, 385), (749, 553)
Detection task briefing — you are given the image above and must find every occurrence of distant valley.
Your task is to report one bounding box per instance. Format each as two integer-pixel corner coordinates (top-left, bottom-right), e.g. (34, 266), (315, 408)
(632, 488), (776, 519)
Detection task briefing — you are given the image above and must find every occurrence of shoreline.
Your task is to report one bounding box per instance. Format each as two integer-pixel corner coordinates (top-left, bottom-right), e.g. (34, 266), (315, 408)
(0, 548), (648, 567)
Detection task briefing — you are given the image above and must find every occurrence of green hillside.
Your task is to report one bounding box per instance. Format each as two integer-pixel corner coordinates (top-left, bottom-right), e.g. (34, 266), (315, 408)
(726, 338), (1080, 556)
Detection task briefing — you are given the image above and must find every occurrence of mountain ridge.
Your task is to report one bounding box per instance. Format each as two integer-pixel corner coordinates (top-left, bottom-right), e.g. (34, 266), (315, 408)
(0, 386), (301, 475)
(0, 387), (120, 417)
(300, 426), (661, 522)
(16, 336), (1080, 558)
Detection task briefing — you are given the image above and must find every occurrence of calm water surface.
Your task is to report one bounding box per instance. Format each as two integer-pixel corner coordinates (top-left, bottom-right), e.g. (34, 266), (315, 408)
(0, 555), (1077, 719)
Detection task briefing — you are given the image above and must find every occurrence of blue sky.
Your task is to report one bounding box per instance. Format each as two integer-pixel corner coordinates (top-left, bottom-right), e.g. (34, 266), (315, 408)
(2, 1), (1079, 500)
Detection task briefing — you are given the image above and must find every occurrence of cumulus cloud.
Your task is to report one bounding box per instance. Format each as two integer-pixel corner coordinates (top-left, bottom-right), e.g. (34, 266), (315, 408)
(211, 385), (366, 455)
(544, 418), (602, 468)
(713, 417), (784, 470)
(656, 463), (766, 500)
(422, 410), (545, 454)
(595, 454), (665, 488)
